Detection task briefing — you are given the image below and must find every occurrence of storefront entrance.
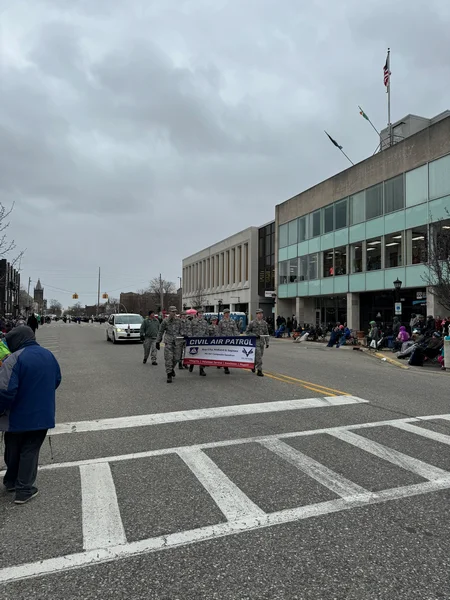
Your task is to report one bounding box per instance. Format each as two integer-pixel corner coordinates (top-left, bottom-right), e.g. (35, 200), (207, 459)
(360, 288), (427, 331)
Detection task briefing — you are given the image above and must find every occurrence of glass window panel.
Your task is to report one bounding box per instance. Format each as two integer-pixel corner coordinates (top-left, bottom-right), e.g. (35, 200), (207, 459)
(288, 219), (298, 245)
(406, 165), (428, 207)
(410, 226), (428, 264)
(323, 250), (334, 277)
(366, 237), (382, 271)
(279, 224), (288, 248)
(384, 175), (404, 214)
(385, 232), (403, 268)
(311, 211), (321, 237)
(289, 258), (298, 282)
(323, 205), (334, 233)
(429, 154), (450, 200)
(299, 255), (308, 281)
(335, 198), (348, 229)
(434, 220), (450, 261)
(366, 184), (383, 220)
(350, 191), (365, 225)
(278, 261), (288, 284)
(350, 244), (363, 273)
(298, 216), (307, 242)
(334, 246), (347, 275)
(308, 253), (318, 279)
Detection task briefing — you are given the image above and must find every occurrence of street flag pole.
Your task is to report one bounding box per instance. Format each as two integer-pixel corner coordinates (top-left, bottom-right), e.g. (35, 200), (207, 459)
(384, 48), (392, 146)
(324, 131), (354, 166)
(358, 106), (382, 154)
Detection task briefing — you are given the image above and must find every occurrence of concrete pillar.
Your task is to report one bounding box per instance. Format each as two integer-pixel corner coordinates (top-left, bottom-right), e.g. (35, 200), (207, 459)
(219, 254), (224, 287)
(303, 298), (315, 325)
(295, 297), (304, 324)
(347, 292), (360, 331)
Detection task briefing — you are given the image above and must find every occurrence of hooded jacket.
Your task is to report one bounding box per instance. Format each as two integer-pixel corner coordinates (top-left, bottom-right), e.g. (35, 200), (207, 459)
(0, 326), (61, 432)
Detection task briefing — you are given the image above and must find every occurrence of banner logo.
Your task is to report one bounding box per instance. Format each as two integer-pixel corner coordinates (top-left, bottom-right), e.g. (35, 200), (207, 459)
(189, 347), (199, 355)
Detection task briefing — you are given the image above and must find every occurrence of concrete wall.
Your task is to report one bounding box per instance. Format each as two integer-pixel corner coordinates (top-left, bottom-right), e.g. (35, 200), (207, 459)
(277, 115), (450, 225)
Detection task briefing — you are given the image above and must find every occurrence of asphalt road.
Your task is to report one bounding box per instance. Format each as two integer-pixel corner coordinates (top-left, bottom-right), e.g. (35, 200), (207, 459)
(1, 322), (449, 599)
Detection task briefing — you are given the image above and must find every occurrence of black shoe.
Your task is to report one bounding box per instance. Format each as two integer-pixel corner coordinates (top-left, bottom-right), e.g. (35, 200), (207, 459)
(184, 365), (189, 369)
(217, 366), (221, 369)
(178, 363), (184, 370)
(171, 370), (176, 377)
(199, 368), (206, 376)
(152, 361), (158, 366)
(4, 483), (15, 493)
(14, 488), (39, 504)
(251, 368), (255, 373)
(224, 367), (230, 375)
(189, 365), (194, 373)
(167, 374), (172, 383)
(257, 370), (264, 377)
(143, 358), (147, 364)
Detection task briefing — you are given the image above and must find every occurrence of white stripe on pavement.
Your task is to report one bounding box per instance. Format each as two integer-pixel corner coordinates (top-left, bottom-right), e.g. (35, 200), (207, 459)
(177, 448), (265, 521)
(51, 396), (368, 435)
(1, 477), (449, 584)
(329, 430), (449, 480)
(261, 439), (372, 500)
(389, 421), (450, 445)
(27, 412), (450, 473)
(79, 463), (127, 551)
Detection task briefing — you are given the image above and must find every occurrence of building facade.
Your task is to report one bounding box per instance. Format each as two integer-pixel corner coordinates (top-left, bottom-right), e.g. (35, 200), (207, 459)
(33, 279), (44, 314)
(275, 112), (450, 331)
(182, 224), (275, 318)
(0, 260), (20, 315)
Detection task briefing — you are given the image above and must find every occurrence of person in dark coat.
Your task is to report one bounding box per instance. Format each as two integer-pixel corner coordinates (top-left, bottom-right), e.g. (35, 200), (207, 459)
(0, 326), (61, 504)
(26, 313), (39, 333)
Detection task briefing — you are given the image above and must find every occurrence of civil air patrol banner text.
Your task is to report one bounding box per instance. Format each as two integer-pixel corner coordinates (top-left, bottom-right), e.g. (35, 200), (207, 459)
(183, 336), (256, 368)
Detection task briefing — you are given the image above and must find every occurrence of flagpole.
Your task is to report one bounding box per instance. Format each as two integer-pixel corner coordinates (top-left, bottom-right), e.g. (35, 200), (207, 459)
(358, 106), (380, 137)
(387, 47), (391, 146)
(339, 148), (354, 166)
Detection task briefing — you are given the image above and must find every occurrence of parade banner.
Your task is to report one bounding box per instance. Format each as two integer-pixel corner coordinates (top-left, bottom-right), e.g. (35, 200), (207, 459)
(183, 336), (256, 369)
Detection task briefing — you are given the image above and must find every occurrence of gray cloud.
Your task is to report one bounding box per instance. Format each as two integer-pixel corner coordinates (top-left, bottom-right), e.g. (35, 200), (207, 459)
(1, 0), (449, 306)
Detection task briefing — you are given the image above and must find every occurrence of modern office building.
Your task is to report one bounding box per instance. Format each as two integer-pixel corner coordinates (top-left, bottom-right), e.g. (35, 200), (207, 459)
(275, 111), (450, 331)
(182, 222), (275, 318)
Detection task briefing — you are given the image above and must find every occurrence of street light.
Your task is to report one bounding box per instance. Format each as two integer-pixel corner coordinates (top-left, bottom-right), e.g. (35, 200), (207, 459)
(393, 278), (402, 319)
(217, 298), (223, 321)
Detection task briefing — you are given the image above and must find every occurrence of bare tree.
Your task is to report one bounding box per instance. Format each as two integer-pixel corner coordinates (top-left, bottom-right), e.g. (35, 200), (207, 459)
(423, 218), (450, 312)
(190, 288), (207, 310)
(19, 287), (34, 312)
(49, 299), (63, 317)
(148, 277), (176, 311)
(66, 302), (83, 316)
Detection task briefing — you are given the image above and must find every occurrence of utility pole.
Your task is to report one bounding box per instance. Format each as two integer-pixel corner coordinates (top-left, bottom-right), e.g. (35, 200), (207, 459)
(27, 276), (31, 297)
(97, 267), (101, 316)
(159, 273), (164, 313)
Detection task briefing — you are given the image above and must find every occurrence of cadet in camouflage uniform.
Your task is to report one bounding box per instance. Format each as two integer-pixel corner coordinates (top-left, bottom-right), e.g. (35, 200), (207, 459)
(140, 310), (160, 365)
(246, 308), (269, 376)
(189, 308), (209, 376)
(176, 311), (191, 370)
(156, 306), (181, 383)
(209, 316), (220, 336)
(217, 308), (239, 375)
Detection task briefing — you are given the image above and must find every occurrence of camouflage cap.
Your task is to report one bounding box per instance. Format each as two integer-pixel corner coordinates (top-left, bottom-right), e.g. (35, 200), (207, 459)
(223, 308), (230, 313)
(256, 308), (263, 314)
(169, 306), (177, 312)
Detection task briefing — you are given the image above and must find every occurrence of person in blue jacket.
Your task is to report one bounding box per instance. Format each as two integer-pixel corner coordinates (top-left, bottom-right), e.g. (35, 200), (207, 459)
(0, 326), (61, 504)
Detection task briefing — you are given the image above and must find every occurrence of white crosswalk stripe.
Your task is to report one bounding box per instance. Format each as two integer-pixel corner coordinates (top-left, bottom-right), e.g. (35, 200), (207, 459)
(0, 411), (449, 584)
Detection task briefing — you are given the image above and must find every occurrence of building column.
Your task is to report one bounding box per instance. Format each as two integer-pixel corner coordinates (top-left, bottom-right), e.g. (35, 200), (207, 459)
(347, 292), (360, 331)
(295, 297), (304, 324)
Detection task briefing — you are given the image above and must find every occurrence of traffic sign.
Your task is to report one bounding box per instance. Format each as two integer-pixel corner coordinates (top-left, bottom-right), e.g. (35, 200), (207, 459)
(395, 302), (402, 315)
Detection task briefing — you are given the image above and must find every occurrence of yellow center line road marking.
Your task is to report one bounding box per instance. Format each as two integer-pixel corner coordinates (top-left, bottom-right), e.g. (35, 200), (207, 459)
(264, 373), (338, 396)
(267, 372), (348, 396)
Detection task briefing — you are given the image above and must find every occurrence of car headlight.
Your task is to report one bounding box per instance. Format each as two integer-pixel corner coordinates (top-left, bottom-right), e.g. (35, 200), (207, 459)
(116, 328), (124, 332)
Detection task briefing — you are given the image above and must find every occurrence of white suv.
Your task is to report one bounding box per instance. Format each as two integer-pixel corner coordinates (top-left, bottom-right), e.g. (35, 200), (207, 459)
(106, 313), (144, 344)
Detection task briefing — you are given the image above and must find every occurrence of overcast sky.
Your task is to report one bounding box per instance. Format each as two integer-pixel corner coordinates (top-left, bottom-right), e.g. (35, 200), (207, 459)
(1, 0), (449, 308)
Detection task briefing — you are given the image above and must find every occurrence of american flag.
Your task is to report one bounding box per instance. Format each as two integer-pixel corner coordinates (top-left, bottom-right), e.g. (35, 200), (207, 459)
(383, 54), (390, 87)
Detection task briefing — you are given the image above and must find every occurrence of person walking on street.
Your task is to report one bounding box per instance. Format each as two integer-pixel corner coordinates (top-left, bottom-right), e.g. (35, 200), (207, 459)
(189, 308), (209, 376)
(140, 310), (160, 365)
(218, 308), (238, 374)
(0, 326), (61, 504)
(27, 313), (39, 334)
(246, 308), (269, 377)
(177, 311), (191, 370)
(156, 307), (181, 383)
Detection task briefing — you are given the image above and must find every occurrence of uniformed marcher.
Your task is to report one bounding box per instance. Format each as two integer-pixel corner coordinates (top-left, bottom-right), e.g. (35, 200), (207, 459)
(209, 316), (220, 336)
(140, 310), (160, 365)
(176, 311), (191, 370)
(217, 308), (238, 375)
(246, 308), (269, 376)
(189, 308), (209, 376)
(156, 306), (181, 383)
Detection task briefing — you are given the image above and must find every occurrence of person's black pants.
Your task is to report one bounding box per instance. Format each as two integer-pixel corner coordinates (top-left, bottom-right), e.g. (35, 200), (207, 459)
(3, 430), (47, 499)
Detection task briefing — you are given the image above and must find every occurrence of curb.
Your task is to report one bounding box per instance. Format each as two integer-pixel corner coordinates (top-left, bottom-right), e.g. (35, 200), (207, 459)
(364, 350), (410, 370)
